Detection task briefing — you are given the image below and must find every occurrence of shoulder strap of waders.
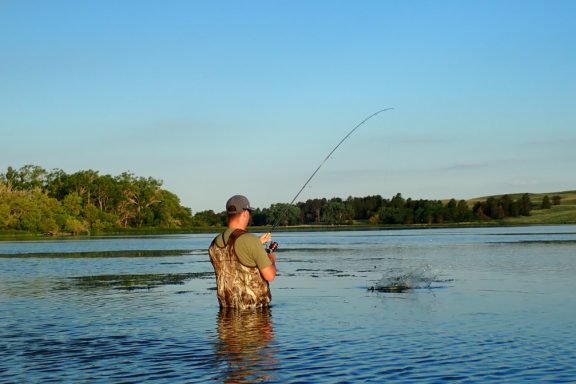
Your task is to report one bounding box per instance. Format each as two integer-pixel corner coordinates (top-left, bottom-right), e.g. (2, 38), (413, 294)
(214, 228), (246, 248)
(211, 229), (246, 249)
(223, 229), (246, 259)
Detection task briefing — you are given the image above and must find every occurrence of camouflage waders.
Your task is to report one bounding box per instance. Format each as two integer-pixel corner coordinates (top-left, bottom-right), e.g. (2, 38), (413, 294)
(208, 229), (272, 309)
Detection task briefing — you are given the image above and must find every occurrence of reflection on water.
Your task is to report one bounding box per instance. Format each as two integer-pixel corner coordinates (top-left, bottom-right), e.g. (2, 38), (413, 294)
(216, 307), (277, 383)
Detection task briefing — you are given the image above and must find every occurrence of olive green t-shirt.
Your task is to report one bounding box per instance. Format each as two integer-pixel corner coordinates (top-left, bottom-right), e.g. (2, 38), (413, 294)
(215, 228), (272, 269)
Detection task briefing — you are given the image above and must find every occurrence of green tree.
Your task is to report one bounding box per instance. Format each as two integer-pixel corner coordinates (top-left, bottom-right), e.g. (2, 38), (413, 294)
(321, 200), (354, 225)
(499, 195), (514, 217)
(44, 168), (68, 199)
(1, 165), (48, 191)
(298, 198), (326, 224)
(427, 200), (445, 224)
(390, 193), (405, 209)
(63, 216), (90, 235)
(379, 206), (406, 224)
(193, 210), (225, 227)
(0, 181), (14, 229)
(92, 174), (117, 212)
(443, 199), (458, 222)
(473, 202), (489, 220)
(10, 189), (62, 232)
(518, 194), (532, 216)
(541, 195), (552, 209)
(151, 190), (193, 228)
(456, 200), (472, 222)
(250, 208), (268, 226)
(267, 203), (301, 227)
(114, 173), (162, 227)
(347, 195), (383, 220)
(62, 192), (83, 217)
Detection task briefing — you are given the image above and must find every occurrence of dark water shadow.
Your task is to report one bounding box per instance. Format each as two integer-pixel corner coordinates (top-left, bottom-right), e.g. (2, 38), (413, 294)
(367, 265), (454, 293)
(366, 284), (453, 293)
(215, 307), (277, 383)
(492, 240), (576, 245)
(368, 284), (413, 293)
(0, 249), (196, 258)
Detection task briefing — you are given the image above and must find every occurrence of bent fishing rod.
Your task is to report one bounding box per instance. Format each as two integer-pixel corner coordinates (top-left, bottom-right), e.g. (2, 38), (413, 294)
(265, 107), (394, 252)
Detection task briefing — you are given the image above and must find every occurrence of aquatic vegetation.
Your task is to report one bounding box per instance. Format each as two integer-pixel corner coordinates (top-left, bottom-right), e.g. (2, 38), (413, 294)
(65, 272), (213, 291)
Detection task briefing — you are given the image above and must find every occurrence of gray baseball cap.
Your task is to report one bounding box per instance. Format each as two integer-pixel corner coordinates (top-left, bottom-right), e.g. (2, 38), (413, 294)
(226, 195), (253, 214)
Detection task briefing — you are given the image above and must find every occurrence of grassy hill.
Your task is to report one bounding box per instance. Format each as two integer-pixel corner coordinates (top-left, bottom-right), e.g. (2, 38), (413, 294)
(467, 190), (576, 225)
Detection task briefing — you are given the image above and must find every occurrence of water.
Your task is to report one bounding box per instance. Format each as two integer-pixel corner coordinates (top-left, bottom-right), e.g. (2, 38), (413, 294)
(1, 226), (576, 383)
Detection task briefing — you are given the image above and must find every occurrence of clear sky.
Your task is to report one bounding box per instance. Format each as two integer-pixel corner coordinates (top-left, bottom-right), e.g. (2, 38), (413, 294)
(1, 0), (575, 213)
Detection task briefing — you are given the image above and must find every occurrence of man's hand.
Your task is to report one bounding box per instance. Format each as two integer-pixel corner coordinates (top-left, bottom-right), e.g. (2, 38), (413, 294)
(259, 232), (272, 244)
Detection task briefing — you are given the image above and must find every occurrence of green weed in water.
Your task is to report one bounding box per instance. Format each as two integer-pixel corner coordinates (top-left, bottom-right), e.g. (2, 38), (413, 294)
(67, 272), (213, 291)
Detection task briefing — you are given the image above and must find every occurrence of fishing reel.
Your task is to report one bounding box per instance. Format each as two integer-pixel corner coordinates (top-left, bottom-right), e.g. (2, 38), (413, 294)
(266, 241), (279, 254)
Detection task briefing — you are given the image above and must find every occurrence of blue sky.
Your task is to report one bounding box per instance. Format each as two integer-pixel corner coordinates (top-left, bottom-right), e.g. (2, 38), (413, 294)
(1, 0), (575, 213)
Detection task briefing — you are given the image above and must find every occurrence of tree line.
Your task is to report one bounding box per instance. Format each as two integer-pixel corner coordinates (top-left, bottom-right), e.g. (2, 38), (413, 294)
(1, 165), (562, 234)
(197, 192), (561, 227)
(1, 165), (193, 234)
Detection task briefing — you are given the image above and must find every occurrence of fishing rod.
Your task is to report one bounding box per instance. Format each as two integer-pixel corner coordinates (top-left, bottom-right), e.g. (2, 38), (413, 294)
(265, 107), (394, 252)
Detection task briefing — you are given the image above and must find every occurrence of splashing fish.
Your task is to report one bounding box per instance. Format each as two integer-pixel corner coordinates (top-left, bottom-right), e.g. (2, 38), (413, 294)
(369, 265), (437, 292)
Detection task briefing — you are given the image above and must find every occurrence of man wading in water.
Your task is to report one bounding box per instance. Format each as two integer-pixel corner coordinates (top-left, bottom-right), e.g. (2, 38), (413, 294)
(208, 195), (277, 309)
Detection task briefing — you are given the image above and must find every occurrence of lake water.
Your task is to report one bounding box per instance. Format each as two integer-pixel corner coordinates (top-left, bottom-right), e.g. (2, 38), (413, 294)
(1, 226), (576, 383)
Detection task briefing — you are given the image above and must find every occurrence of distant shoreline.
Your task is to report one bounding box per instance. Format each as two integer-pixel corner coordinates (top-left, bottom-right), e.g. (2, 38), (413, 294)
(2, 221), (576, 242)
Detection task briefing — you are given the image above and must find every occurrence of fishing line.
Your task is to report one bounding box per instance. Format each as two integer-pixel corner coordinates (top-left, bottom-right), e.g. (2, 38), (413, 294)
(268, 107), (394, 234)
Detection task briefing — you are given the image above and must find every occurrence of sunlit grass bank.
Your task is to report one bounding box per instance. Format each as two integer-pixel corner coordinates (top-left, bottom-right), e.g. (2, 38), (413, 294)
(473, 190), (576, 225)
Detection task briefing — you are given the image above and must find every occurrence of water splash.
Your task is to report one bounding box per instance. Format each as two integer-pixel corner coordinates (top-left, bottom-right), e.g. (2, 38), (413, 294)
(369, 265), (437, 292)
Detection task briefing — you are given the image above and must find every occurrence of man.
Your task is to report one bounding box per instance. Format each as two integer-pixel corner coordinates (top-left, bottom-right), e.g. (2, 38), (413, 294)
(208, 195), (277, 309)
